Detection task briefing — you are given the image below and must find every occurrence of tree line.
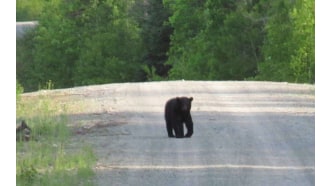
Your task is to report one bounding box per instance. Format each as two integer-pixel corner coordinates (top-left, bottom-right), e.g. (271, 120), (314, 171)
(16, 0), (314, 92)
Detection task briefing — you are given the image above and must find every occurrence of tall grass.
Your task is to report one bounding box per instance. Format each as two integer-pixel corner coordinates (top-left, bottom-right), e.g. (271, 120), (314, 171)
(16, 82), (96, 186)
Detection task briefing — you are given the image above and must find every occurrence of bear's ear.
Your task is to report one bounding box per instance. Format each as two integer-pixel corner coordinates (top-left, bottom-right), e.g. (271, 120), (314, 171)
(189, 97), (193, 102)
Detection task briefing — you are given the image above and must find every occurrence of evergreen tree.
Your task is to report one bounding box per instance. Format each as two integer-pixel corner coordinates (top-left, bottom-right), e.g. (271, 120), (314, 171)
(133, 0), (173, 79)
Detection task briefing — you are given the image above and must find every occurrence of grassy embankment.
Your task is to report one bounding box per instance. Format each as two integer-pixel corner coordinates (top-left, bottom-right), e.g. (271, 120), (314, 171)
(16, 82), (96, 186)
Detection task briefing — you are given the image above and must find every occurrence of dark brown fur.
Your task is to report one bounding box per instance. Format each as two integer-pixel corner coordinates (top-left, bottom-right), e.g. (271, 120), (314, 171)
(165, 97), (194, 138)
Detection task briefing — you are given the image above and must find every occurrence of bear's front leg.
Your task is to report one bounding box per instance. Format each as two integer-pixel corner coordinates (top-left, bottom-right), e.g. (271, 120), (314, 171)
(184, 114), (193, 137)
(174, 121), (184, 138)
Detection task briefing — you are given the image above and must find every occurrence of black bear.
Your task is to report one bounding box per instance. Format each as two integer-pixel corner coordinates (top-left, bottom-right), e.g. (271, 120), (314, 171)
(165, 97), (194, 138)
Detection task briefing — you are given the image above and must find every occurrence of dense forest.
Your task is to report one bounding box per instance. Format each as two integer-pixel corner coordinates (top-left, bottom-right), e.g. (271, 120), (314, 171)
(16, 0), (314, 92)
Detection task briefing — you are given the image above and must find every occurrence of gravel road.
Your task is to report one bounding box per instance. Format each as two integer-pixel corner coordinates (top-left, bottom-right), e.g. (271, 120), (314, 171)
(25, 81), (315, 185)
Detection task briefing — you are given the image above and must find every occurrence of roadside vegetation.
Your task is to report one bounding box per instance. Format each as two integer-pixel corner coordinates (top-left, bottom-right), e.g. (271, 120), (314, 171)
(16, 82), (96, 186)
(16, 0), (314, 93)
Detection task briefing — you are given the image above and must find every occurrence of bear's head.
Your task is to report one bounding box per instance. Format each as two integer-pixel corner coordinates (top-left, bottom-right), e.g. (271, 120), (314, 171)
(176, 97), (193, 113)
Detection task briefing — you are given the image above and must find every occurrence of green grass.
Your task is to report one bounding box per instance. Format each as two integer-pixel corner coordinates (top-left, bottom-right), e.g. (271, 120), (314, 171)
(16, 88), (96, 186)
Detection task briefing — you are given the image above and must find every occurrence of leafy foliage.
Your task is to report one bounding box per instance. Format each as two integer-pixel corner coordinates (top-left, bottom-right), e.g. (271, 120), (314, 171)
(16, 0), (50, 21)
(17, 0), (143, 91)
(255, 0), (314, 83)
(72, 0), (143, 85)
(164, 0), (264, 80)
(164, 0), (314, 83)
(289, 0), (315, 83)
(16, 0), (315, 91)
